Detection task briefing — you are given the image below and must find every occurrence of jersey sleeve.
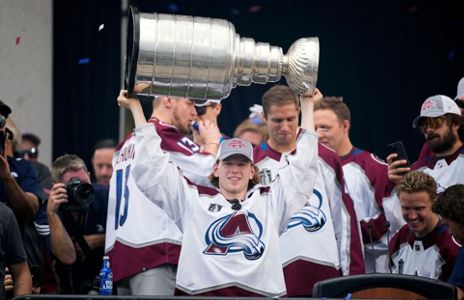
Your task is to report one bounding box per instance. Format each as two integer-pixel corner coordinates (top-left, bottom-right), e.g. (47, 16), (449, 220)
(131, 124), (197, 224)
(270, 129), (319, 233)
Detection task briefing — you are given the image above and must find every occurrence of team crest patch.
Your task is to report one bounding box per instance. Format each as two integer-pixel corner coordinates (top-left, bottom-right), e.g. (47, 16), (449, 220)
(287, 188), (326, 232)
(421, 99), (436, 113)
(203, 210), (265, 260)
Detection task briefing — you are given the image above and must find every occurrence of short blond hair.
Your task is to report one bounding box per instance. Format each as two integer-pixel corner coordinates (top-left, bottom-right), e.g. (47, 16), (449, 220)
(396, 171), (437, 201)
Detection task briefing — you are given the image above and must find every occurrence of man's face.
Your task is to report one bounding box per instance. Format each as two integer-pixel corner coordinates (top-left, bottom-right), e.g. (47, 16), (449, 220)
(442, 217), (464, 244)
(92, 148), (115, 186)
(399, 191), (437, 237)
(62, 168), (91, 185)
(19, 140), (38, 161)
(213, 155), (254, 196)
(314, 109), (347, 154)
(172, 98), (197, 135)
(265, 102), (299, 148)
(421, 117), (459, 154)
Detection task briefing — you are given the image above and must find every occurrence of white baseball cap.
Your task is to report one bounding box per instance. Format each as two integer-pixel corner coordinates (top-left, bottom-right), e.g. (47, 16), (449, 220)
(217, 138), (254, 163)
(455, 77), (464, 101)
(412, 95), (461, 128)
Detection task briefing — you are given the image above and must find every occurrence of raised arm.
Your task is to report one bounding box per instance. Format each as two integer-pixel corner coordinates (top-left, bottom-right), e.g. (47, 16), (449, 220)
(117, 90), (147, 127)
(269, 89), (321, 231)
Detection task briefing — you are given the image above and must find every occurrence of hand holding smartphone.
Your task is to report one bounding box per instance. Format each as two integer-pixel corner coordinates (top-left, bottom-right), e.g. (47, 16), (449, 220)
(387, 141), (411, 175)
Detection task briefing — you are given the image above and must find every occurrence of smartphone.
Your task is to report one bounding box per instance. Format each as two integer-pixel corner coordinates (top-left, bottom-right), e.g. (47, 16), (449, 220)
(387, 141), (411, 169)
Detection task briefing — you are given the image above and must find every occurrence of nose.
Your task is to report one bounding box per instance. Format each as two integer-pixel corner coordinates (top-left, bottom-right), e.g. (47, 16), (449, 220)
(407, 210), (417, 220)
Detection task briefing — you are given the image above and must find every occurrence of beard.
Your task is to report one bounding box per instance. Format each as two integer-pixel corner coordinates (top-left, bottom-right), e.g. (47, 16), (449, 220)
(426, 128), (458, 154)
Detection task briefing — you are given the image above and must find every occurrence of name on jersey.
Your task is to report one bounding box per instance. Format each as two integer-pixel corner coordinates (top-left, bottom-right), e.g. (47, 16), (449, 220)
(115, 144), (135, 164)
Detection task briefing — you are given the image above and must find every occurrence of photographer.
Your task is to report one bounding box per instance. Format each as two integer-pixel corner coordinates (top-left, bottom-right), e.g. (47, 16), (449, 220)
(47, 154), (108, 294)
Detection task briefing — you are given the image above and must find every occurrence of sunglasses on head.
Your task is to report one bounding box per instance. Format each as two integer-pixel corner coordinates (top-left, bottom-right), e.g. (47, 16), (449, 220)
(419, 116), (446, 133)
(15, 147), (39, 159)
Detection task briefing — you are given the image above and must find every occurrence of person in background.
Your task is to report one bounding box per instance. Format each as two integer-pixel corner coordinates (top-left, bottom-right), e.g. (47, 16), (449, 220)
(314, 97), (403, 273)
(254, 85), (364, 296)
(18, 132), (52, 204)
(454, 77), (464, 115)
(192, 99), (228, 146)
(91, 139), (117, 186)
(433, 184), (464, 300)
(389, 171), (459, 280)
(106, 90), (220, 296)
(234, 104), (268, 147)
(46, 154), (108, 294)
(388, 95), (464, 191)
(0, 202), (32, 299)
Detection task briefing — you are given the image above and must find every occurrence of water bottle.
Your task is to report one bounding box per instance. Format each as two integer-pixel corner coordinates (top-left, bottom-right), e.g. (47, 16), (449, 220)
(99, 256), (113, 295)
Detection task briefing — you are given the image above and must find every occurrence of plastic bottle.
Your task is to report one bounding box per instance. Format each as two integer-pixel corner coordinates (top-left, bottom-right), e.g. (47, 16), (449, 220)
(99, 256), (113, 295)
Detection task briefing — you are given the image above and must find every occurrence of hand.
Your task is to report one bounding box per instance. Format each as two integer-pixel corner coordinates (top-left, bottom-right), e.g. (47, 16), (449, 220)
(386, 153), (411, 184)
(47, 183), (68, 214)
(198, 120), (221, 146)
(4, 268), (13, 292)
(0, 154), (12, 180)
(117, 89), (139, 109)
(300, 88), (323, 105)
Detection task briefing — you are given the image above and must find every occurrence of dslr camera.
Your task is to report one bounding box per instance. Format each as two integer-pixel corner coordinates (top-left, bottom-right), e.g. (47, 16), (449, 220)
(61, 177), (95, 211)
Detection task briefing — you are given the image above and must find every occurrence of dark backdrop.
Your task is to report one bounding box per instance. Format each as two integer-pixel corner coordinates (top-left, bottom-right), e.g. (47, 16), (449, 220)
(53, 0), (464, 168)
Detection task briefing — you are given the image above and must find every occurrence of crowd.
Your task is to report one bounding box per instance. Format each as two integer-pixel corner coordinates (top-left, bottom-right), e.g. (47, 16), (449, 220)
(0, 77), (463, 298)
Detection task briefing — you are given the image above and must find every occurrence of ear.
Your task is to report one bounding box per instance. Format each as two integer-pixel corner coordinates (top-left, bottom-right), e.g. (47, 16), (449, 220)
(163, 96), (173, 109)
(249, 164), (256, 179)
(212, 162), (220, 177)
(215, 103), (222, 115)
(342, 119), (350, 132)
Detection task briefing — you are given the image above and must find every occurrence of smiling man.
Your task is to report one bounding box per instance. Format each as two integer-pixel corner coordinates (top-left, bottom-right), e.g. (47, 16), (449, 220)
(118, 90), (319, 297)
(389, 171), (459, 281)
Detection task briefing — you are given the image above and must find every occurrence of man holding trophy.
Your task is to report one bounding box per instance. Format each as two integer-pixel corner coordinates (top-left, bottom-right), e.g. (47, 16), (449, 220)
(113, 7), (323, 296)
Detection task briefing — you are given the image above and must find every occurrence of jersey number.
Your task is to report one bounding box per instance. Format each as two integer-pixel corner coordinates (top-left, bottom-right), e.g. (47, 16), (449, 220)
(115, 165), (130, 229)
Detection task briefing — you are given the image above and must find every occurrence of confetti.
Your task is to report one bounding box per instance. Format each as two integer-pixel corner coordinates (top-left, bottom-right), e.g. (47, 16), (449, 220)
(15, 36), (21, 45)
(78, 58), (91, 64)
(248, 5), (261, 13)
(98, 24), (105, 31)
(168, 3), (179, 13)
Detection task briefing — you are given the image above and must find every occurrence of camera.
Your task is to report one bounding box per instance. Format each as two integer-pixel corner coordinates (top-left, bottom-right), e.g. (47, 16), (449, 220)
(62, 177), (95, 211)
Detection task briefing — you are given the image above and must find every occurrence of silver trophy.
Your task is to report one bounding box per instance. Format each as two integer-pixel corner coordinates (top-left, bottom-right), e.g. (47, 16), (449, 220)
(125, 6), (319, 100)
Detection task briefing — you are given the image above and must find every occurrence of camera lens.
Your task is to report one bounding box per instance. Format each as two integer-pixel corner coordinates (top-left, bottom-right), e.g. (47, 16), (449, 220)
(74, 183), (94, 204)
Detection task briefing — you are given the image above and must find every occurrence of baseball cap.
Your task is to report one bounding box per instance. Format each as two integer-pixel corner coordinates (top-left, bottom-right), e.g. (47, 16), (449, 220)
(217, 138), (254, 163)
(0, 100), (12, 118)
(455, 77), (464, 101)
(412, 95), (461, 128)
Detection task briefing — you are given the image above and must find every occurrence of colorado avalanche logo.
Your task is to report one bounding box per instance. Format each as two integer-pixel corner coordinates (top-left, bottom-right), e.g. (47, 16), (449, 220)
(287, 189), (327, 232)
(421, 99), (435, 113)
(203, 210), (265, 260)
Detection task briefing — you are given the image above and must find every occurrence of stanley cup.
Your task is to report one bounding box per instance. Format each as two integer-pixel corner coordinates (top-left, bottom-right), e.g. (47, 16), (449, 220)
(124, 6), (319, 100)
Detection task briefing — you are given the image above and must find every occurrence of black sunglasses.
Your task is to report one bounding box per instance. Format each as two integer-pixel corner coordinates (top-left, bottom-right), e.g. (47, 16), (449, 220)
(15, 147), (39, 159)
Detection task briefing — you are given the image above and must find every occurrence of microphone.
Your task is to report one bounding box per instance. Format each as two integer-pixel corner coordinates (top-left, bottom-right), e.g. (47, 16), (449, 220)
(398, 259), (404, 275)
(368, 223), (376, 273)
(385, 221), (392, 273)
(230, 199), (241, 210)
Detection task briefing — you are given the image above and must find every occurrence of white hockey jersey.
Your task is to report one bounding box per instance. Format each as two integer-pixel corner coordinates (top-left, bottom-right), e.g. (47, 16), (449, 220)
(131, 124), (319, 297)
(105, 119), (215, 282)
(413, 145), (464, 191)
(254, 142), (365, 296)
(341, 147), (404, 273)
(389, 222), (460, 281)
